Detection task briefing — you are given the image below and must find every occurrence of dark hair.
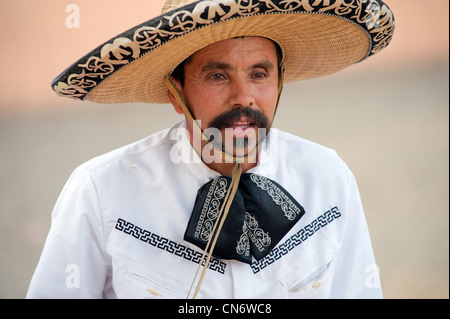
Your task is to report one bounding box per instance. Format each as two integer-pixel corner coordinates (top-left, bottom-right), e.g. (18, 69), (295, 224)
(171, 39), (283, 86)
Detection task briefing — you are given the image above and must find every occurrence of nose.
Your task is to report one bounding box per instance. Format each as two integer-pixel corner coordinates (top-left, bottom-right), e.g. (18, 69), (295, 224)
(228, 77), (256, 108)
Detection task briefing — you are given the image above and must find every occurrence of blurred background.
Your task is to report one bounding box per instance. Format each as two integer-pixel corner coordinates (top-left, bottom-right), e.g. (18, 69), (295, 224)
(0, 0), (448, 298)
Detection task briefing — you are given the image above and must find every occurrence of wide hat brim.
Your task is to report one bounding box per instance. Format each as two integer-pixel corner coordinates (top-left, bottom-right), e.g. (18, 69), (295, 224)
(52, 0), (395, 104)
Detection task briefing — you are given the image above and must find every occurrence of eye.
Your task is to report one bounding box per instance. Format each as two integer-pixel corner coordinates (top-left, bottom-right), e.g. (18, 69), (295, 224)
(208, 73), (226, 80)
(251, 71), (268, 79)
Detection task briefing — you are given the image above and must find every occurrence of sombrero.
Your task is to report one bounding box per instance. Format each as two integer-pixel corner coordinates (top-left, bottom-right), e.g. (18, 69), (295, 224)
(52, 0), (395, 104)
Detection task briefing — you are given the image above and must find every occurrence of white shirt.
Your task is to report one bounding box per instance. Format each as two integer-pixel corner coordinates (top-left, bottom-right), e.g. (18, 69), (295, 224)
(27, 120), (382, 299)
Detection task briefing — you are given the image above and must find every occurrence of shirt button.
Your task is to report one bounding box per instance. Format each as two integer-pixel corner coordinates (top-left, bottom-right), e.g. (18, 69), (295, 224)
(312, 281), (324, 288)
(148, 287), (160, 296)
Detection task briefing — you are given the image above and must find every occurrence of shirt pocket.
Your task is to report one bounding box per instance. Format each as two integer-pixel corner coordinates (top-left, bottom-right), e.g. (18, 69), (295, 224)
(283, 259), (334, 299)
(125, 266), (188, 299)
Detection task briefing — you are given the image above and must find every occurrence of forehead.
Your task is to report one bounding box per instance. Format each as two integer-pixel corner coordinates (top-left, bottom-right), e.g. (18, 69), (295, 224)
(187, 36), (278, 67)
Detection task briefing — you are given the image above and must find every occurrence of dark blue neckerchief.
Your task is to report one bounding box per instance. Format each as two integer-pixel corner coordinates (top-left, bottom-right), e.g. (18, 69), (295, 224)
(184, 173), (305, 264)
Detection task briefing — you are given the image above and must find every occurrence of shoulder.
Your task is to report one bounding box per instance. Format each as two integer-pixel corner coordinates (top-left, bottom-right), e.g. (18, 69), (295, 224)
(270, 129), (348, 171)
(77, 124), (178, 176)
(276, 130), (338, 156)
(261, 130), (355, 203)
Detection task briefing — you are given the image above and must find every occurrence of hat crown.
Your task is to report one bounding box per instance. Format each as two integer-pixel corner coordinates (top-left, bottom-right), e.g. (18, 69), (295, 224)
(161, 0), (198, 14)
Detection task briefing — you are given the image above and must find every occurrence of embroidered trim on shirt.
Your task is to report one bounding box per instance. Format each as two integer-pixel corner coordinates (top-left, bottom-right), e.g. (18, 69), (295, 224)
(115, 218), (226, 274)
(250, 206), (342, 274)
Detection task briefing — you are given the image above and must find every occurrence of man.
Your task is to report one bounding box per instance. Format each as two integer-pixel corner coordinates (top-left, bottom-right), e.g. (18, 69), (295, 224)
(27, 0), (394, 298)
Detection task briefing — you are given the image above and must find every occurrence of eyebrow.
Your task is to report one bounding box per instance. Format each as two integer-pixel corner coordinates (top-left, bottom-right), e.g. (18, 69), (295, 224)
(201, 60), (276, 74)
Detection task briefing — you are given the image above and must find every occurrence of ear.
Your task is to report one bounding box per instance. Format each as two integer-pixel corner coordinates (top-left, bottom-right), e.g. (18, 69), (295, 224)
(167, 77), (185, 115)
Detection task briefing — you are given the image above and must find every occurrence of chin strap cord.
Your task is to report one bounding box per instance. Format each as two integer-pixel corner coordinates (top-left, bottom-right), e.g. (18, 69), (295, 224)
(164, 57), (284, 298)
(165, 75), (245, 298)
(186, 162), (242, 299)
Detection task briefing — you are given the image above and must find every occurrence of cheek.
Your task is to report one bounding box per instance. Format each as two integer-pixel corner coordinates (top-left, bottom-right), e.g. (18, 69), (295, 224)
(185, 88), (222, 125)
(255, 85), (279, 117)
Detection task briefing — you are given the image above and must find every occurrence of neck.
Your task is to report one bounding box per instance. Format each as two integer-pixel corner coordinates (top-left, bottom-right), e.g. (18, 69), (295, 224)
(207, 160), (257, 177)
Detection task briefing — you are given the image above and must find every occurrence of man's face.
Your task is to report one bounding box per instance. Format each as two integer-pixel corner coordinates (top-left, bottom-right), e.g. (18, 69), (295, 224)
(176, 36), (280, 158)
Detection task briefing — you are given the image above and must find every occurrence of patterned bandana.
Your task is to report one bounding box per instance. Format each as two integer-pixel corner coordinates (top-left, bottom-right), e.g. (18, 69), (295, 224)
(184, 173), (305, 264)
